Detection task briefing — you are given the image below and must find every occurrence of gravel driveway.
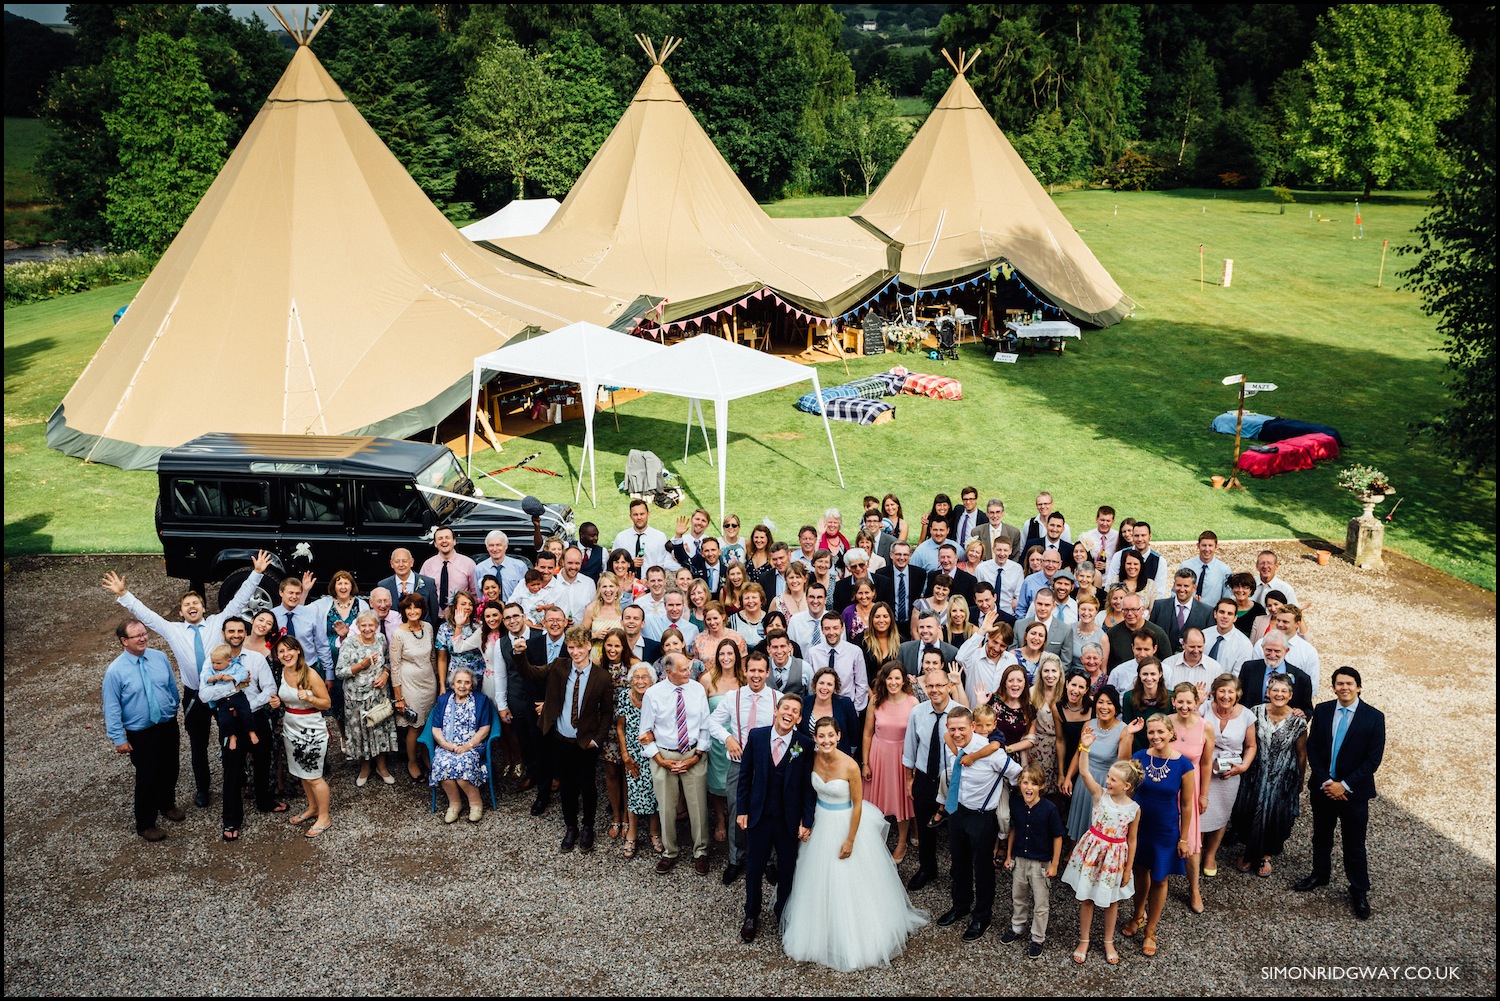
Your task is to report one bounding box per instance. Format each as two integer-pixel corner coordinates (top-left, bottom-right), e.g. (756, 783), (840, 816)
(4, 544), (1494, 996)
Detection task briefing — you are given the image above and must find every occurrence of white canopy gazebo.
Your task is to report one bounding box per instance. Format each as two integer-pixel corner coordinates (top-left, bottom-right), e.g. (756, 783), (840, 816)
(467, 321), (664, 503)
(599, 336), (845, 521)
(459, 197), (561, 242)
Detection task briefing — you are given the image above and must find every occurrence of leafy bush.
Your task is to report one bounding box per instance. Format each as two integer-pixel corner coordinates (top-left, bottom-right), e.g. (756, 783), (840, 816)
(1096, 148), (1172, 191)
(3, 251), (152, 306)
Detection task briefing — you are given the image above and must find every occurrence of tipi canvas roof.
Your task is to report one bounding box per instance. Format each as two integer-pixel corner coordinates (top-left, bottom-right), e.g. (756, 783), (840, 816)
(48, 35), (637, 470)
(855, 60), (1133, 327)
(487, 38), (896, 323)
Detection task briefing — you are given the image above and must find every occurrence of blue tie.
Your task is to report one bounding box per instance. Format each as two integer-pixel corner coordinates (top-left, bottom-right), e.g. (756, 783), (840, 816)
(1209, 633), (1223, 662)
(191, 624), (206, 673)
(1330, 706), (1351, 780)
(945, 754), (963, 813)
(137, 656), (164, 725)
(896, 572), (907, 620)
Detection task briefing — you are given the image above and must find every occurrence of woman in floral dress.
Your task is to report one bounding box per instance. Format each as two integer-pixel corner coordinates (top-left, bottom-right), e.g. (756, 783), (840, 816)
(428, 665), (493, 824)
(335, 611), (398, 786)
(435, 591), (484, 692)
(596, 628), (636, 841)
(616, 664), (661, 856)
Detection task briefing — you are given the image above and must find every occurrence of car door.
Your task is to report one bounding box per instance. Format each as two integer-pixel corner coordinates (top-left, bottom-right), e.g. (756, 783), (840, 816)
(283, 476), (355, 596)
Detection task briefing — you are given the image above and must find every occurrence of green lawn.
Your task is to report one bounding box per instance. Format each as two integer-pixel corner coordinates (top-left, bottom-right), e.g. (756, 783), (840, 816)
(761, 195), (866, 218)
(5, 188), (1494, 589)
(4, 117), (59, 246)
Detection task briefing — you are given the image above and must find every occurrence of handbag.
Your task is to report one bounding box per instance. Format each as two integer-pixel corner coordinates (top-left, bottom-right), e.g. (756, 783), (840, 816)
(362, 696), (394, 727)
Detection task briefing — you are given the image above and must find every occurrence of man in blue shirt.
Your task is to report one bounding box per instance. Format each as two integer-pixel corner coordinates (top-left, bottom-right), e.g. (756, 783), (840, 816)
(102, 619), (185, 841)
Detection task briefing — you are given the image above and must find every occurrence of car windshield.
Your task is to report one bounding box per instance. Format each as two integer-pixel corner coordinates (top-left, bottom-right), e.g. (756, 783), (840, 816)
(416, 452), (474, 521)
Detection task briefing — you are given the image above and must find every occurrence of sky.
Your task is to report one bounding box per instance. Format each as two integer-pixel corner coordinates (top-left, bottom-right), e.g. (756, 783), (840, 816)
(5, 4), (319, 26)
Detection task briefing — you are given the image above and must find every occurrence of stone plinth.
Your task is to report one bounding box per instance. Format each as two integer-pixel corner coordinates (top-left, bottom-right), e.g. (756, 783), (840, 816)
(1346, 515), (1385, 568)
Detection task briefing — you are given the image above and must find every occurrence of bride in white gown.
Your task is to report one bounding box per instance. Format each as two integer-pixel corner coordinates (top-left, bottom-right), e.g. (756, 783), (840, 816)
(781, 716), (928, 972)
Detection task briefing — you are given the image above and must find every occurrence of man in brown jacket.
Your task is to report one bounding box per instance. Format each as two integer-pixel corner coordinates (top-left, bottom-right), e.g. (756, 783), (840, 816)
(519, 625), (616, 852)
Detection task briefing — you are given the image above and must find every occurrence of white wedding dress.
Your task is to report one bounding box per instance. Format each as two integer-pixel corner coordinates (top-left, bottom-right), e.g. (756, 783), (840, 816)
(780, 773), (928, 972)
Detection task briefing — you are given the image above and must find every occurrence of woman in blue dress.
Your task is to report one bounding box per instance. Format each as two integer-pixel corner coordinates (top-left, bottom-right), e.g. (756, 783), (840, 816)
(1120, 713), (1197, 959)
(428, 665), (493, 824)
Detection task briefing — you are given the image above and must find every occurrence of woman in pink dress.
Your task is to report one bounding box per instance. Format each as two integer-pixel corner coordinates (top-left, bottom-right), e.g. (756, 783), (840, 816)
(860, 662), (918, 863)
(1169, 681), (1214, 913)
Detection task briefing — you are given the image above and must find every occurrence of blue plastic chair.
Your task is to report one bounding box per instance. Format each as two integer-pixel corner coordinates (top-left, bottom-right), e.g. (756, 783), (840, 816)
(419, 698), (502, 811)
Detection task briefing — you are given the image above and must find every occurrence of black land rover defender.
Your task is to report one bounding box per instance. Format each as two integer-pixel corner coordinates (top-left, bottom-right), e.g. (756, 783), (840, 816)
(155, 433), (572, 609)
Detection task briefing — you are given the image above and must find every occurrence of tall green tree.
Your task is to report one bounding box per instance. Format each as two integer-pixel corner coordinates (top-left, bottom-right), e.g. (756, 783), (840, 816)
(458, 39), (558, 199)
(830, 81), (908, 196)
(102, 33), (229, 255)
(1401, 5), (1495, 469)
(534, 30), (626, 194)
(1285, 4), (1469, 194)
(38, 3), (286, 245)
(1009, 108), (1090, 191)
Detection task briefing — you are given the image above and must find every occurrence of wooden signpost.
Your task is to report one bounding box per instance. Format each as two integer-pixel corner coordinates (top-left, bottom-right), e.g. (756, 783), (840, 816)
(1222, 374), (1278, 489)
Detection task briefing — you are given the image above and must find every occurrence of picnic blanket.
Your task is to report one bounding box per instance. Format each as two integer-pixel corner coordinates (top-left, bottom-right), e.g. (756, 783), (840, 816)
(795, 384), (860, 415)
(1258, 418), (1346, 447)
(841, 375), (895, 400)
(1235, 432), (1340, 478)
(900, 371), (963, 400)
(871, 370), (908, 395)
(1211, 411), (1273, 437)
(823, 397), (895, 425)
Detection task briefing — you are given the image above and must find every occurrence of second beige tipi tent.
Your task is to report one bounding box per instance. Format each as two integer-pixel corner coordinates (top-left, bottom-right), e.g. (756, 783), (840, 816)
(48, 11), (640, 471)
(855, 51), (1134, 327)
(487, 37), (897, 324)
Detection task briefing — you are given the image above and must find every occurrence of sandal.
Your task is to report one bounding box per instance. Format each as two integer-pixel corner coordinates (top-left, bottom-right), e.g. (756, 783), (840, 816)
(607, 822), (623, 839)
(222, 826), (241, 842)
(305, 823), (332, 839)
(1105, 944), (1121, 965)
(1142, 935), (1158, 958)
(1233, 859), (1254, 874)
(622, 839), (637, 859)
(651, 833), (665, 853)
(1072, 940), (1089, 965)
(268, 801), (289, 813)
(1257, 858), (1273, 878)
(1120, 915), (1144, 938)
(289, 811), (314, 826)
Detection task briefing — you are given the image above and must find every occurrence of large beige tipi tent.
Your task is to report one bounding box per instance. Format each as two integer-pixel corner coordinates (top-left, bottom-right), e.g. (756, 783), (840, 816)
(48, 14), (639, 471)
(855, 52), (1134, 327)
(487, 37), (897, 324)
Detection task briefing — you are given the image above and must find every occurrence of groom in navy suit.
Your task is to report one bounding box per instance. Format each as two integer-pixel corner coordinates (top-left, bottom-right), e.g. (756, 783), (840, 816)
(736, 695), (816, 943)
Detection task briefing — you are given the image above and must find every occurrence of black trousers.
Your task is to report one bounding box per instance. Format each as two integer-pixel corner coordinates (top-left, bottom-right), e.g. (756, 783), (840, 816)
(126, 720), (180, 833)
(181, 688), (214, 795)
(1309, 786), (1371, 892)
(551, 735), (599, 830)
(745, 819), (800, 921)
(221, 710), (275, 830)
(511, 681), (549, 791)
(912, 769), (941, 873)
(949, 805), (1000, 923)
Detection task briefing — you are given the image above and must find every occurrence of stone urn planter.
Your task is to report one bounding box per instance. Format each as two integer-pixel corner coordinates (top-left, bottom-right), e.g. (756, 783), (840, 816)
(1339, 466), (1393, 569)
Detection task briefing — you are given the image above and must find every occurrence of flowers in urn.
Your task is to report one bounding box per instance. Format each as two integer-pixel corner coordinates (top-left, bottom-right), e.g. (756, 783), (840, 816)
(1337, 465), (1393, 519)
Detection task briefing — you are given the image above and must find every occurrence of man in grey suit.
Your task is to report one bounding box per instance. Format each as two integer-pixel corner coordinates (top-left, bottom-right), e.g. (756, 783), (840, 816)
(970, 498), (1024, 563)
(1148, 569), (1216, 653)
(897, 612), (960, 677)
(1016, 589), (1076, 669)
(764, 630), (810, 697)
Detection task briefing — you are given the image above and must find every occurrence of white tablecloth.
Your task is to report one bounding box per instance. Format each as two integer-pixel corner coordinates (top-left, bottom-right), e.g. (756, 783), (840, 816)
(1005, 320), (1082, 340)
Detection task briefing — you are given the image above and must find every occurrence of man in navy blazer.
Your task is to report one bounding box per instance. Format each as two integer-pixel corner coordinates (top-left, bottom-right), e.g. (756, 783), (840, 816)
(377, 548), (439, 626)
(736, 695), (816, 942)
(1295, 666), (1385, 920)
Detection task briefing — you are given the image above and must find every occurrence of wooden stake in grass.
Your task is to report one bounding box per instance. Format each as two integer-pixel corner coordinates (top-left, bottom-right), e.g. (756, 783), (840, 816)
(1377, 239), (1389, 287)
(1223, 373), (1248, 490)
(1199, 244), (1205, 292)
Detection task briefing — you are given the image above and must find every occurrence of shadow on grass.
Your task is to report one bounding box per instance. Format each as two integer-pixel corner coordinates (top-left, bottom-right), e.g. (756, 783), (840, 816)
(967, 319), (1493, 567)
(4, 335), (56, 387)
(4, 514), (52, 556)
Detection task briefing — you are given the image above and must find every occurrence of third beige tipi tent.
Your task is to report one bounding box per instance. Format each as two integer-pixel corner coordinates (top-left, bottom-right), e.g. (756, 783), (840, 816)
(48, 10), (639, 471)
(855, 52), (1134, 327)
(487, 37), (897, 324)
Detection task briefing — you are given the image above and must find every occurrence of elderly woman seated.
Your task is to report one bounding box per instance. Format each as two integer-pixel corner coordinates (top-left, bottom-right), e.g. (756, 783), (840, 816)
(429, 665), (494, 824)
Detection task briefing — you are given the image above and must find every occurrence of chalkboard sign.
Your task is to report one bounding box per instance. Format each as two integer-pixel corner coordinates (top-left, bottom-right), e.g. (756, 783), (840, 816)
(862, 312), (886, 356)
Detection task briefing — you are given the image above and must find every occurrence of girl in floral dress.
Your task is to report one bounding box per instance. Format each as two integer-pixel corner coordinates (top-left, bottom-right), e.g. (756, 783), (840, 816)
(1062, 733), (1142, 967)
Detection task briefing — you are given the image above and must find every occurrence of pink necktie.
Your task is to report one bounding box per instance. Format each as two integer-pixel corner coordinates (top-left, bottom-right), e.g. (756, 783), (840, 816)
(747, 691), (759, 736)
(772, 735), (784, 765)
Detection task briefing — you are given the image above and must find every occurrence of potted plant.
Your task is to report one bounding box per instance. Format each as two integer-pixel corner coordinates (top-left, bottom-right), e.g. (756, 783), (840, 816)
(1338, 464), (1394, 519)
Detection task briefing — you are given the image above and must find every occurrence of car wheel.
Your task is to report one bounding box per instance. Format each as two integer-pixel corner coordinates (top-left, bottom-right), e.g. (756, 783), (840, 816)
(218, 567), (280, 615)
